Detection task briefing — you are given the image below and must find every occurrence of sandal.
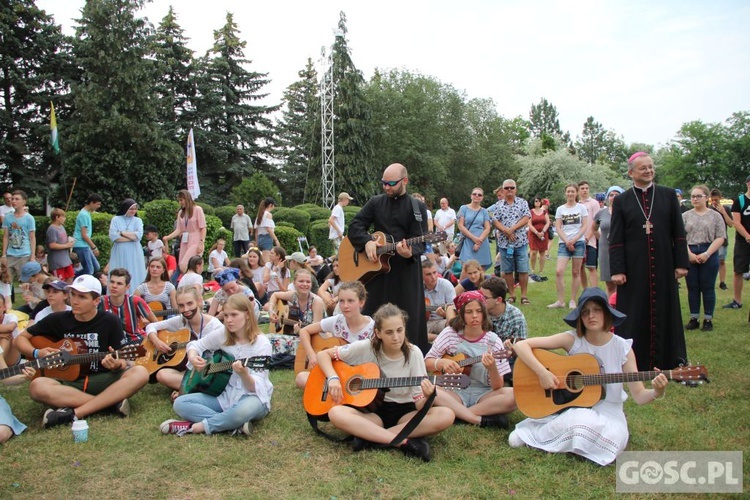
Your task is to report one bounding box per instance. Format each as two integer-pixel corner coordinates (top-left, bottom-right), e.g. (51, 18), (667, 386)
(170, 390), (180, 403)
(520, 297), (530, 305)
(507, 296), (516, 304)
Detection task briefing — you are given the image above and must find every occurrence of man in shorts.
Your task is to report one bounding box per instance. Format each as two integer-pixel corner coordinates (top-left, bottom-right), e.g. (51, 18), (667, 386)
(14, 274), (149, 427)
(723, 175), (750, 309)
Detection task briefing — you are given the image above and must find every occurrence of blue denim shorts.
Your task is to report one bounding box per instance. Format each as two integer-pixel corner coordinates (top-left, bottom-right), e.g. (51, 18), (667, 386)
(717, 246), (727, 261)
(558, 240), (585, 259)
(500, 244), (530, 274)
(257, 233), (273, 251)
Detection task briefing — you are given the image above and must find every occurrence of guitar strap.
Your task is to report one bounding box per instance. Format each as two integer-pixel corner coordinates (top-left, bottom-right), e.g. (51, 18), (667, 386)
(410, 196), (423, 223)
(305, 387), (438, 446)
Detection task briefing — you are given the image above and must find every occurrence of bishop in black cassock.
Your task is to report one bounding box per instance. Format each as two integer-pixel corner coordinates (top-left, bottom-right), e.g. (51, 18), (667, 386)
(348, 163), (430, 353)
(609, 153), (689, 371)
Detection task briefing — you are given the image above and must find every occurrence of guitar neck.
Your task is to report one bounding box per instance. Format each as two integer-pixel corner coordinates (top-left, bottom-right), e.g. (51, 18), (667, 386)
(457, 355), (484, 368)
(360, 375), (437, 390)
(582, 369), (676, 386)
(0, 359), (43, 380)
(205, 357), (268, 375)
(154, 309), (179, 317)
(376, 234), (437, 255)
(65, 349), (128, 366)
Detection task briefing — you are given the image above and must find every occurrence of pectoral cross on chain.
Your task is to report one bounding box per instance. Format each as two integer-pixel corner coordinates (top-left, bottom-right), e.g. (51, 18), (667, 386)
(643, 220), (653, 234)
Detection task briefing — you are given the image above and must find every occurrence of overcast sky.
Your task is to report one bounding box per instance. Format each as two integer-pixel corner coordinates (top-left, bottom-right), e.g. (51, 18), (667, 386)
(37, 0), (750, 147)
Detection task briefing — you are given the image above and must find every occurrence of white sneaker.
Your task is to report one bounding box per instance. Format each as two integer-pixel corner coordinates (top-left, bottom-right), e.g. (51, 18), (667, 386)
(508, 430), (525, 448)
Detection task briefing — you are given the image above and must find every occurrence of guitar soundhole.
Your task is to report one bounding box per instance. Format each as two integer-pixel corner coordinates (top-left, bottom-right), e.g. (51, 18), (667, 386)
(347, 376), (363, 395)
(566, 372), (584, 391)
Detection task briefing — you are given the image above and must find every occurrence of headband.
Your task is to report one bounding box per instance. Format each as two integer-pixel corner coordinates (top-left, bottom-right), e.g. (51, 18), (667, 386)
(453, 290), (485, 311)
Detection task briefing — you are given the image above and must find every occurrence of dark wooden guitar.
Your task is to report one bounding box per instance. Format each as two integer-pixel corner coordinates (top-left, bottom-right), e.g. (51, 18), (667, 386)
(431, 349), (512, 375)
(303, 361), (471, 417)
(338, 231), (448, 283)
(148, 301), (180, 318)
(293, 333), (347, 375)
(29, 337), (145, 381)
(180, 350), (271, 397)
(134, 329), (191, 375)
(424, 298), (451, 321)
(271, 298), (304, 335)
(0, 352), (67, 381)
(513, 349), (709, 419)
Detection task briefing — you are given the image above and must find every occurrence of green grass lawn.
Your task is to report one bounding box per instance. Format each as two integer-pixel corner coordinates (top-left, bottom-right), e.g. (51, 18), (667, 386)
(1, 233), (748, 499)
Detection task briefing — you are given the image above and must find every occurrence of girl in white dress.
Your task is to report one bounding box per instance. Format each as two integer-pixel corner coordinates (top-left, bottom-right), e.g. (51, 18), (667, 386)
(510, 287), (669, 465)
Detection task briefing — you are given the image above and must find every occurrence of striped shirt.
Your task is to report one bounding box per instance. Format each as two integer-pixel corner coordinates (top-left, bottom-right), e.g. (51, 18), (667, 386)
(100, 295), (152, 344)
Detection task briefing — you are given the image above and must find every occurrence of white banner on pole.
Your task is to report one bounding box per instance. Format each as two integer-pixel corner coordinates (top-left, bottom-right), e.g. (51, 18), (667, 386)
(186, 128), (200, 200)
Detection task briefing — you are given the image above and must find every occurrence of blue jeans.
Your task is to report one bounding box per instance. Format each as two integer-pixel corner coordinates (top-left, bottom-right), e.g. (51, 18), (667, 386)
(173, 392), (268, 434)
(686, 243), (719, 317)
(73, 247), (100, 275)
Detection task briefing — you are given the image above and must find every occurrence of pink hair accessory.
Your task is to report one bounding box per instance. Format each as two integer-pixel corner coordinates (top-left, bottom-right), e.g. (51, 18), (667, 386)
(628, 151), (648, 165)
(453, 290), (485, 311)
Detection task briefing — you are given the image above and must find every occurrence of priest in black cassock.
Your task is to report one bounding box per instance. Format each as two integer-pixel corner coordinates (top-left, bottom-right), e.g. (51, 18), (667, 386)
(348, 163), (430, 353)
(609, 152), (689, 371)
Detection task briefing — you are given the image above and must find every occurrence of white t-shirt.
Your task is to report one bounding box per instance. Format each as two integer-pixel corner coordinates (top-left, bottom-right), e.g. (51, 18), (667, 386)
(319, 314), (374, 343)
(329, 204), (345, 239)
(434, 208), (457, 235)
(178, 271), (203, 289)
(256, 211), (275, 236)
(208, 249), (228, 273)
(34, 305), (72, 324)
(2, 313), (20, 339)
(555, 203), (589, 242)
(148, 239), (164, 259)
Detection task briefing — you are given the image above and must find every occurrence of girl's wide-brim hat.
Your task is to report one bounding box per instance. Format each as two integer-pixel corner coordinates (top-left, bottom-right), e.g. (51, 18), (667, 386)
(563, 287), (626, 328)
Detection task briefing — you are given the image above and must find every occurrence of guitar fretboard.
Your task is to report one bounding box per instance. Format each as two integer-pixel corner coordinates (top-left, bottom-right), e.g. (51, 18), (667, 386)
(360, 375), (437, 389)
(204, 357), (269, 375)
(580, 369), (675, 386)
(376, 233), (446, 255)
(0, 358), (48, 380)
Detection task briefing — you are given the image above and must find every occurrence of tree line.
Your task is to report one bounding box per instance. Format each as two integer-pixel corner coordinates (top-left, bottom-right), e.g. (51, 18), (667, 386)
(1, 0), (748, 215)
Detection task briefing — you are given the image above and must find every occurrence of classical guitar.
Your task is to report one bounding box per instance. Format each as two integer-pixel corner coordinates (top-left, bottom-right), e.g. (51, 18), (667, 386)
(0, 352), (67, 381)
(431, 349), (512, 376)
(338, 231), (448, 283)
(513, 349), (709, 419)
(303, 361), (470, 417)
(29, 337), (145, 381)
(293, 333), (347, 375)
(180, 350), (271, 397)
(134, 329), (191, 375)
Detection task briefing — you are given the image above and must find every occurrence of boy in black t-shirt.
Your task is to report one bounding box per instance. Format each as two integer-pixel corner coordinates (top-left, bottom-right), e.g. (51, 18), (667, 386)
(14, 275), (149, 428)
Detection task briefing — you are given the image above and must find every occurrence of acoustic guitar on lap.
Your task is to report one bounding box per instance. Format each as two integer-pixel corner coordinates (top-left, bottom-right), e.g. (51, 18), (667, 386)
(338, 231), (448, 284)
(271, 298), (306, 335)
(0, 351), (67, 381)
(432, 349), (512, 376)
(513, 349), (709, 419)
(303, 361), (470, 417)
(180, 350), (271, 397)
(29, 337), (145, 381)
(293, 333), (347, 375)
(134, 329), (191, 375)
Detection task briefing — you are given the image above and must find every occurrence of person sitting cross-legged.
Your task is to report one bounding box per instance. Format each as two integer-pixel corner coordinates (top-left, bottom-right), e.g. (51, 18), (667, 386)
(13, 275), (149, 428)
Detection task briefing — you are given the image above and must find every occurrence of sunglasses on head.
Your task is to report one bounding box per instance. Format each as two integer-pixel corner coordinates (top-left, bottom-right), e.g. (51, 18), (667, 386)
(248, 247), (259, 252)
(381, 177), (405, 187)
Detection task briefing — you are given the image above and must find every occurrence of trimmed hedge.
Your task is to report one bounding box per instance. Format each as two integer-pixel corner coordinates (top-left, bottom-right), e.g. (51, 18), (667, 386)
(196, 202), (215, 216)
(309, 220), (334, 258)
(142, 200), (180, 239)
(214, 206), (236, 230)
(294, 204), (331, 223)
(274, 225), (304, 254)
(272, 207), (311, 236)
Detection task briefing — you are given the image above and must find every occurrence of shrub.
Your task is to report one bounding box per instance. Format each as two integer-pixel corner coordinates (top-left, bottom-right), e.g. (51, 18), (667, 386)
(34, 216), (51, 246)
(91, 233), (113, 267)
(142, 199), (180, 238)
(309, 220), (334, 258)
(203, 215), (225, 260)
(196, 201), (215, 216)
(230, 174), (282, 214)
(274, 225), (304, 254)
(272, 207), (310, 236)
(294, 204), (331, 224)
(62, 211), (113, 243)
(214, 206), (236, 229)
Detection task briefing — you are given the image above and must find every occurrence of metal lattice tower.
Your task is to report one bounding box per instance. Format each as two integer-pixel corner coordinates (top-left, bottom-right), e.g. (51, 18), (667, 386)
(320, 29), (344, 210)
(319, 45), (335, 209)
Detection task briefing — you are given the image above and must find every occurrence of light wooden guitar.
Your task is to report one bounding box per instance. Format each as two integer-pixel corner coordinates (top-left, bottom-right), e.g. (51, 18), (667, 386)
(29, 337), (145, 381)
(513, 349), (709, 419)
(270, 298), (302, 335)
(431, 350), (512, 375)
(293, 333), (347, 375)
(303, 361), (470, 417)
(134, 329), (191, 375)
(338, 231), (448, 283)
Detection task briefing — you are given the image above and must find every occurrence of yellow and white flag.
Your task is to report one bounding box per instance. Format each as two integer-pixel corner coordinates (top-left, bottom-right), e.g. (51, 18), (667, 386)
(186, 128), (200, 199)
(50, 102), (60, 154)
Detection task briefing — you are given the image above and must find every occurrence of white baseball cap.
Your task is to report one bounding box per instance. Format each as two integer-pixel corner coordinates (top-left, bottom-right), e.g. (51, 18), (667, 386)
(66, 274), (102, 296)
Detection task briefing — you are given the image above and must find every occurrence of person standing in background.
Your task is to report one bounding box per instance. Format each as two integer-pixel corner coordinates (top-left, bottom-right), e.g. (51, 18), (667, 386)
(328, 192), (352, 254)
(72, 193), (103, 276)
(230, 205), (253, 258)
